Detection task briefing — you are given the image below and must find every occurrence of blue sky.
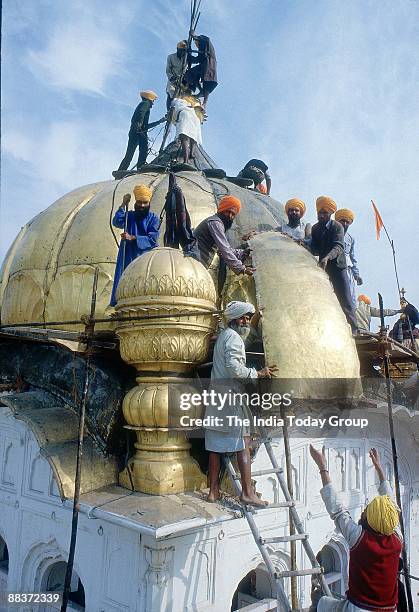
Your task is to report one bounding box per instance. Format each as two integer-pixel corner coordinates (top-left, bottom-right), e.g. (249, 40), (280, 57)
(1, 0), (418, 327)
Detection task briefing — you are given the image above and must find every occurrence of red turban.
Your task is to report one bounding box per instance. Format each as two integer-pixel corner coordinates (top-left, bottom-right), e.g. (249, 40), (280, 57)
(218, 195), (241, 215)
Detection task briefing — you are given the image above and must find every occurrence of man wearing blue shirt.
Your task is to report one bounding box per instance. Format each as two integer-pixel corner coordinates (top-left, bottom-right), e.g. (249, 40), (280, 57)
(110, 184), (160, 306)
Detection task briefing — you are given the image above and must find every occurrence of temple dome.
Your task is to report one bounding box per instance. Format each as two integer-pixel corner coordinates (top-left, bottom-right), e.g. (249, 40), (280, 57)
(0, 158), (284, 330)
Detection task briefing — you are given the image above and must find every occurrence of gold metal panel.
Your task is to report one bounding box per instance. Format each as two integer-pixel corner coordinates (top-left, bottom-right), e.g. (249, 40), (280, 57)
(7, 183), (105, 275)
(1, 270), (45, 323)
(250, 231), (360, 391)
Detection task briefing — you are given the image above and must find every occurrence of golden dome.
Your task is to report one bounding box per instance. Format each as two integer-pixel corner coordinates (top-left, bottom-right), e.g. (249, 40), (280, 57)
(114, 247), (217, 372)
(0, 170), (282, 330)
(116, 246), (217, 307)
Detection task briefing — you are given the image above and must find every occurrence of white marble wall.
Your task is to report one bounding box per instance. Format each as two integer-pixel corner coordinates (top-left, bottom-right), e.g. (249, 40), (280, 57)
(0, 402), (418, 611)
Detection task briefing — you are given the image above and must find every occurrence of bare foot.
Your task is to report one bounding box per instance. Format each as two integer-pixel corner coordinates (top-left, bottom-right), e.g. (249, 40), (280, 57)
(240, 494), (268, 508)
(207, 490), (221, 503)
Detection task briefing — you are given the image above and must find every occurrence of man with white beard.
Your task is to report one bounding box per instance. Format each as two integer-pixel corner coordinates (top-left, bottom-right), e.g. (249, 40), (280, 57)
(204, 301), (277, 506)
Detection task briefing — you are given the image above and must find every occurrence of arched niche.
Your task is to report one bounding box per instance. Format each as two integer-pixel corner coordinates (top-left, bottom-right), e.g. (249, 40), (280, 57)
(230, 551), (290, 611)
(0, 533), (9, 590)
(21, 539), (85, 611)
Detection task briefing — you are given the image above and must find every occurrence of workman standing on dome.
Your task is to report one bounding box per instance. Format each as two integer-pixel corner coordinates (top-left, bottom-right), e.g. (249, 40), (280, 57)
(194, 196), (255, 276)
(277, 198), (311, 241)
(237, 159), (271, 195)
(335, 208), (362, 308)
(185, 32), (218, 109)
(110, 185), (160, 306)
(114, 91), (165, 175)
(310, 196), (358, 334)
(310, 446), (402, 612)
(166, 41), (188, 111)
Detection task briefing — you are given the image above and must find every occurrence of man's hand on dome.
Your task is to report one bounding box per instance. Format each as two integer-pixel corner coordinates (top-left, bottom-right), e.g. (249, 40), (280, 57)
(250, 307), (264, 329)
(122, 194), (131, 208)
(121, 232), (135, 241)
(244, 266), (256, 276)
(257, 364), (278, 378)
(242, 231), (257, 241)
(319, 256), (329, 270)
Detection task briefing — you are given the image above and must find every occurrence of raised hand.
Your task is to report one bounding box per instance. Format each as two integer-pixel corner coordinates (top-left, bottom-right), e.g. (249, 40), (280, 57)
(309, 444), (327, 470)
(369, 448), (385, 482)
(122, 194), (131, 208)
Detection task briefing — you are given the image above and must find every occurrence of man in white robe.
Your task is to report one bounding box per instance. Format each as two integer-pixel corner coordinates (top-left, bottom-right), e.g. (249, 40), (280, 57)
(205, 301), (277, 506)
(171, 97), (203, 164)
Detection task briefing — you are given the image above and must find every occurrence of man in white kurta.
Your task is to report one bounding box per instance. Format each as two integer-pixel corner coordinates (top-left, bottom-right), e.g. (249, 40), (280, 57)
(171, 97), (202, 164)
(205, 301), (277, 506)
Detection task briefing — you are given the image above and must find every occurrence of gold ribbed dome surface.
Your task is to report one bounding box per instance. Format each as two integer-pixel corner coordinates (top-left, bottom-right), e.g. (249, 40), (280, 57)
(116, 247), (217, 306)
(0, 170), (283, 330)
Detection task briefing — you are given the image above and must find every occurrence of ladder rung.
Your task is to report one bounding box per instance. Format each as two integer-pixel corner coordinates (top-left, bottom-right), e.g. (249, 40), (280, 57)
(266, 501), (294, 509)
(251, 468), (283, 477)
(261, 533), (308, 544)
(276, 568), (322, 578)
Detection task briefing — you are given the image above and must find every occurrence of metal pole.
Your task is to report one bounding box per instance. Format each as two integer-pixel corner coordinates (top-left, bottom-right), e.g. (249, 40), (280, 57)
(280, 406), (299, 610)
(61, 268), (99, 612)
(159, 0), (201, 153)
(378, 293), (414, 612)
(121, 204), (129, 273)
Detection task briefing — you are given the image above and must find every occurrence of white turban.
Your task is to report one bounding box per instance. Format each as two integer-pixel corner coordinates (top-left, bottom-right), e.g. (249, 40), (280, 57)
(224, 301), (255, 323)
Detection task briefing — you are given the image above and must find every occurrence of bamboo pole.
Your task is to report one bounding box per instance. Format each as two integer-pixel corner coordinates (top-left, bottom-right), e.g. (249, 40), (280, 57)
(378, 293), (414, 612)
(61, 268), (99, 612)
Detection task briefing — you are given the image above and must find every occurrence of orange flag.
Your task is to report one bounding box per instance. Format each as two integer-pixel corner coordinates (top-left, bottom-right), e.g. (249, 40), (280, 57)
(371, 200), (384, 240)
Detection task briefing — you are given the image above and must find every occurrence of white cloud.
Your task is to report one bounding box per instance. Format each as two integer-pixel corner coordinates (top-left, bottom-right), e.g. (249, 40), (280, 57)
(26, 2), (129, 95)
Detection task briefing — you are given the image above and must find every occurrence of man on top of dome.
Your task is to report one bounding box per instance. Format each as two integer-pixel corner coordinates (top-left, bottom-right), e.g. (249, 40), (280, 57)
(110, 185), (160, 307)
(113, 91), (166, 177)
(310, 196), (358, 334)
(194, 195), (255, 277)
(277, 198), (311, 241)
(166, 41), (188, 111)
(237, 159), (271, 195)
(184, 32), (218, 109)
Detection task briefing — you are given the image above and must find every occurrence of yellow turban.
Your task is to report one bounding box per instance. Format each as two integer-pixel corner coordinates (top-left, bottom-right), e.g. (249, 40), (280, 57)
(133, 184), (153, 201)
(366, 495), (399, 535)
(316, 196), (337, 214)
(285, 198), (306, 216)
(335, 208), (355, 223)
(140, 90), (158, 101)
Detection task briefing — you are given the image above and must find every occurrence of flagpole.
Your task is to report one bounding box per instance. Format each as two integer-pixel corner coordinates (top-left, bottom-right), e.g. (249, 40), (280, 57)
(371, 200), (401, 297)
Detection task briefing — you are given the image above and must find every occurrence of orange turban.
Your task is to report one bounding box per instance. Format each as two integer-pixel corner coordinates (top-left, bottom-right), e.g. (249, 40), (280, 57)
(285, 198), (306, 216)
(218, 195), (241, 215)
(133, 184), (153, 201)
(335, 208), (355, 223)
(358, 294), (371, 305)
(316, 196), (337, 214)
(140, 90), (158, 101)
